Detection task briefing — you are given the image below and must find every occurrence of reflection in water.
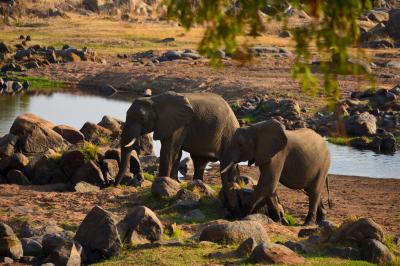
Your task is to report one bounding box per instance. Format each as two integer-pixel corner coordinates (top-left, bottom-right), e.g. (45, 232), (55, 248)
(0, 92), (399, 179)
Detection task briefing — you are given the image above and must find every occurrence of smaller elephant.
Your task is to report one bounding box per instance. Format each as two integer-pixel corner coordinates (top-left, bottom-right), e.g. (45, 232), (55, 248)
(221, 119), (331, 225)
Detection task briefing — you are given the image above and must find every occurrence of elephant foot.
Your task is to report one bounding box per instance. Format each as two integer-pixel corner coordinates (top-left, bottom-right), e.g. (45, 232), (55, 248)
(316, 208), (327, 224)
(303, 214), (315, 226)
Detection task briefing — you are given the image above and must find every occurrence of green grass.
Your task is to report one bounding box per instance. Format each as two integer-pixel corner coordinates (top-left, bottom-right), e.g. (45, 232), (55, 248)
(81, 142), (100, 163)
(143, 172), (155, 182)
(395, 135), (400, 143)
(284, 213), (300, 226)
(5, 74), (65, 91)
(239, 114), (258, 124)
(327, 136), (356, 145)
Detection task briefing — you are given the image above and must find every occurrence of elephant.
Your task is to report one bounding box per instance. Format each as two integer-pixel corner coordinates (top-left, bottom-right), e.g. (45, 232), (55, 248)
(221, 119), (331, 225)
(114, 91), (240, 186)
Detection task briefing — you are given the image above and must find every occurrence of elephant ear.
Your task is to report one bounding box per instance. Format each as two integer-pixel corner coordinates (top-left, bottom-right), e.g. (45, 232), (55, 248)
(254, 120), (288, 166)
(152, 91), (194, 140)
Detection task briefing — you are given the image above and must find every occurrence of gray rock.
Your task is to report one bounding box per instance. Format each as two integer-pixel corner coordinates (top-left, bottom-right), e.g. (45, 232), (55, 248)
(199, 220), (269, 244)
(236, 237), (258, 257)
(187, 179), (215, 196)
(72, 160), (105, 187)
(21, 237), (42, 256)
(98, 116), (123, 136)
(178, 157), (193, 178)
(175, 189), (200, 202)
(387, 8), (400, 39)
(249, 243), (305, 264)
(345, 112), (377, 136)
(31, 154), (69, 185)
(118, 206), (163, 245)
(242, 214), (275, 226)
(59, 150), (85, 179)
(330, 218), (384, 244)
(6, 169), (31, 185)
(53, 125), (85, 144)
(284, 240), (308, 253)
(42, 234), (81, 266)
(151, 176), (180, 198)
(298, 228), (320, 238)
(327, 246), (360, 260)
(74, 206), (121, 263)
(360, 239), (394, 265)
(101, 159), (119, 184)
(9, 114), (66, 154)
(0, 257), (13, 263)
(80, 122), (113, 142)
(74, 181), (100, 193)
(0, 222), (23, 260)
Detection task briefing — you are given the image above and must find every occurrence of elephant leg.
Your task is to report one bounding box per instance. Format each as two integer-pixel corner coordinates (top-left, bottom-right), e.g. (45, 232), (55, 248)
(170, 149), (182, 180)
(304, 188), (322, 226)
(159, 128), (185, 177)
(191, 156), (209, 180)
(249, 161), (283, 221)
(316, 200), (327, 223)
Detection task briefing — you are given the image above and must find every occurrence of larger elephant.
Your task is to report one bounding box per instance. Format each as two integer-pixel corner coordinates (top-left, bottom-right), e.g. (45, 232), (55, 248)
(221, 119), (331, 225)
(114, 91), (240, 185)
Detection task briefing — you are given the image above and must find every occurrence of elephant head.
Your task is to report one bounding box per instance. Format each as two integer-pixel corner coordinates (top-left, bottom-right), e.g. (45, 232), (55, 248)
(221, 119), (288, 172)
(114, 91), (194, 185)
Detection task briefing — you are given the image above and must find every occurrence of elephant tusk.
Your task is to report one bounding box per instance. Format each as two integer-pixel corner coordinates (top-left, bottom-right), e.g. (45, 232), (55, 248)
(221, 161), (235, 174)
(124, 138), (136, 148)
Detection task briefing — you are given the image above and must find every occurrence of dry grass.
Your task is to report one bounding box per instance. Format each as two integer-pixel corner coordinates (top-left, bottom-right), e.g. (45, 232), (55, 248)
(0, 14), (293, 55)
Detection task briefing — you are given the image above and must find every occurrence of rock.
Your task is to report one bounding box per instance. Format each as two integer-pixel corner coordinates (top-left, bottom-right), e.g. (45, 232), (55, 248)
(236, 237), (258, 257)
(74, 181), (100, 193)
(11, 81), (23, 92)
(199, 220), (269, 244)
(42, 234), (81, 266)
(345, 112), (377, 136)
(53, 125), (85, 144)
(183, 209), (206, 221)
(10, 114), (66, 154)
(387, 8), (400, 39)
(242, 214), (275, 227)
(14, 49), (31, 60)
(249, 243), (305, 265)
(20, 256), (37, 264)
(74, 206), (122, 263)
(187, 179), (215, 196)
(24, 61), (40, 69)
(0, 257), (13, 263)
(298, 228), (320, 238)
(330, 218), (384, 244)
(98, 116), (123, 136)
(161, 37), (175, 43)
(80, 122), (113, 142)
(101, 159), (119, 184)
(140, 155), (158, 171)
(360, 239), (394, 265)
(31, 153), (69, 185)
(178, 157), (193, 178)
(72, 160), (105, 187)
(6, 169), (31, 185)
(174, 199), (199, 211)
(181, 52), (201, 60)
(236, 175), (256, 186)
(21, 238), (42, 257)
(99, 84), (117, 96)
(380, 133), (396, 153)
(0, 42), (11, 54)
(0, 134), (18, 157)
(0, 153), (29, 173)
(306, 235), (321, 245)
(151, 176), (181, 198)
(59, 150), (85, 178)
(118, 206), (163, 245)
(143, 88), (152, 97)
(160, 50), (182, 61)
(279, 30), (291, 38)
(284, 241), (308, 254)
(327, 246), (360, 260)
(175, 189), (200, 202)
(19, 222), (65, 239)
(0, 222), (23, 260)
(368, 10), (389, 23)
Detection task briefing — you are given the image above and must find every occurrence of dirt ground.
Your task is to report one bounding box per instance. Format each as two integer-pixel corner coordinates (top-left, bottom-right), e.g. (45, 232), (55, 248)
(1, 170), (399, 237)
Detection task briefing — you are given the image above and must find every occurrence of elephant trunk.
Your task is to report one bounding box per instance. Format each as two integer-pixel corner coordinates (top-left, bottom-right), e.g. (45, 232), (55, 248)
(114, 124), (141, 186)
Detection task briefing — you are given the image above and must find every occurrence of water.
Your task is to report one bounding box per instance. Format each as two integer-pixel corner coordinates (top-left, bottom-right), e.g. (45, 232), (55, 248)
(0, 92), (399, 179)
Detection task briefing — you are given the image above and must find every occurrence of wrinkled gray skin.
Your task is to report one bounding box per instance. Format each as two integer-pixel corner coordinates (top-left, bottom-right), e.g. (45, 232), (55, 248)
(222, 120), (331, 225)
(114, 91), (240, 191)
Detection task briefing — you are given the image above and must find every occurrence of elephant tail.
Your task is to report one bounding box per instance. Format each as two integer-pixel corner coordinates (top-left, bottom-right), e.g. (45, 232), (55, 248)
(326, 176), (332, 209)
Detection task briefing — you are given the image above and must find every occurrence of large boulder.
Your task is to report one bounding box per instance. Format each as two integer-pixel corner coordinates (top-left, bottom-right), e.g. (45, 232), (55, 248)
(236, 237), (258, 257)
(74, 181), (100, 193)
(9, 114), (66, 154)
(6, 169), (31, 185)
(80, 122), (113, 143)
(387, 8), (400, 39)
(98, 116), (123, 136)
(199, 220), (269, 244)
(360, 239), (395, 265)
(53, 125), (85, 144)
(72, 160), (105, 187)
(21, 238), (43, 257)
(31, 154), (68, 185)
(249, 243), (305, 265)
(0, 223), (23, 260)
(345, 112), (377, 136)
(42, 234), (81, 266)
(330, 218), (384, 244)
(151, 176), (180, 198)
(0, 134), (18, 157)
(59, 150), (85, 179)
(74, 206), (122, 263)
(101, 159), (119, 184)
(178, 157), (193, 178)
(187, 179), (216, 196)
(118, 206), (163, 245)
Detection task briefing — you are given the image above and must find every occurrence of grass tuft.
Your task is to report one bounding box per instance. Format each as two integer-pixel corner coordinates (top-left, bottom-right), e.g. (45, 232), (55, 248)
(143, 172), (155, 182)
(81, 142), (100, 162)
(327, 136), (356, 145)
(283, 213), (300, 226)
(6, 74), (65, 91)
